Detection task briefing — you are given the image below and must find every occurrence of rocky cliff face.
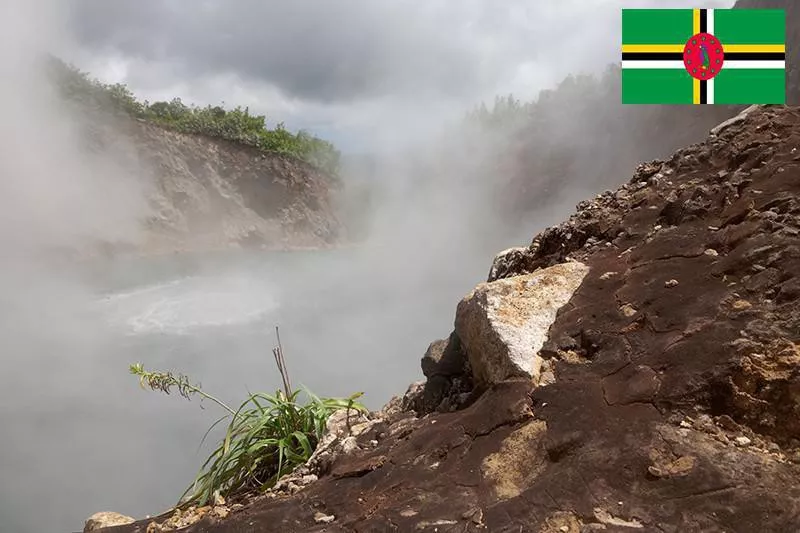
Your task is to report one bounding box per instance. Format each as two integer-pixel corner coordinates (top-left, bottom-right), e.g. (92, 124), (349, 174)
(71, 108), (344, 257)
(102, 105), (800, 532)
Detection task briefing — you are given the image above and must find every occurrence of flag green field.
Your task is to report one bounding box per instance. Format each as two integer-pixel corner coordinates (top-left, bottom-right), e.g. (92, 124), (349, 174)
(621, 9), (785, 104)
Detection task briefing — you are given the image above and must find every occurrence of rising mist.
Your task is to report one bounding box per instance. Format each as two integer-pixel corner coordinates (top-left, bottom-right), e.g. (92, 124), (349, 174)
(0, 1), (739, 532)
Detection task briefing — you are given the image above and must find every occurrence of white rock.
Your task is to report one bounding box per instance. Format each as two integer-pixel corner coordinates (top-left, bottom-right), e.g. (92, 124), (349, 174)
(314, 512), (336, 524)
(84, 512), (135, 532)
(341, 436), (358, 454)
(735, 436), (752, 447)
(455, 262), (589, 386)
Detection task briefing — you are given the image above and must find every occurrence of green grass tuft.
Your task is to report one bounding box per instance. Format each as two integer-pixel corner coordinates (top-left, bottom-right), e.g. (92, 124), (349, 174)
(129, 328), (366, 507)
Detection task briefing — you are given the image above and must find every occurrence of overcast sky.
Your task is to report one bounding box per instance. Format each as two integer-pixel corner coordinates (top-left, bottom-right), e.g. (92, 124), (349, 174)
(62, 0), (733, 153)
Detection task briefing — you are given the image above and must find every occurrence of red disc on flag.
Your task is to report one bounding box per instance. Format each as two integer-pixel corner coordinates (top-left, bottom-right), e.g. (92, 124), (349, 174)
(684, 32), (725, 80)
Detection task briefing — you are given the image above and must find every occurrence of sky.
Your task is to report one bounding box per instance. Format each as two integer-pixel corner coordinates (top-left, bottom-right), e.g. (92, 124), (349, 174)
(63, 0), (733, 153)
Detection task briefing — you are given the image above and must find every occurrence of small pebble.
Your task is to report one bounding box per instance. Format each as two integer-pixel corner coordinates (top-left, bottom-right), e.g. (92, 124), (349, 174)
(665, 279), (679, 288)
(731, 300), (752, 311)
(704, 248), (719, 257)
(735, 436), (752, 447)
(341, 436), (358, 454)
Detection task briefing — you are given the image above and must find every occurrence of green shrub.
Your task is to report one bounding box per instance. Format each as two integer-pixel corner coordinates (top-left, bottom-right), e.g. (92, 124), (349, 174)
(128, 330), (365, 506)
(47, 57), (341, 176)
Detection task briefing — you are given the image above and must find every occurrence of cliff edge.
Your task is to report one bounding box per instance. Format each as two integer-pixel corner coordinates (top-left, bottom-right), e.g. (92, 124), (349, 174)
(52, 60), (345, 257)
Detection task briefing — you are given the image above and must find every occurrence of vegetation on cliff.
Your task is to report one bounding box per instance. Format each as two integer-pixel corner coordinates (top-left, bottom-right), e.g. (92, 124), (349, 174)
(48, 57), (341, 176)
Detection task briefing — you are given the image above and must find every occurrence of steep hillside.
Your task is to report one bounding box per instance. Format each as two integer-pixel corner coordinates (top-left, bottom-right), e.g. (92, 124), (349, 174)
(99, 104), (800, 533)
(89, 116), (343, 255)
(51, 60), (344, 256)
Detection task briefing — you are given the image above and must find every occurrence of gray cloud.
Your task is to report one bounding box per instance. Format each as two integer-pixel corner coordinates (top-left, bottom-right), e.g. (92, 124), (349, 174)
(64, 0), (732, 151)
(68, 0), (506, 103)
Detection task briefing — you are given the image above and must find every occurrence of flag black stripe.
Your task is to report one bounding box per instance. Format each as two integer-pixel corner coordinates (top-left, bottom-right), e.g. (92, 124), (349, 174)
(700, 9), (707, 33)
(724, 52), (785, 61)
(622, 52), (785, 61)
(622, 52), (684, 60)
(700, 79), (707, 104)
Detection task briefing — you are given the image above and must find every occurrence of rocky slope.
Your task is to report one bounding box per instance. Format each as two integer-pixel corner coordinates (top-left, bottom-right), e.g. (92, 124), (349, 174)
(97, 104), (800, 532)
(63, 99), (344, 258)
(130, 120), (343, 254)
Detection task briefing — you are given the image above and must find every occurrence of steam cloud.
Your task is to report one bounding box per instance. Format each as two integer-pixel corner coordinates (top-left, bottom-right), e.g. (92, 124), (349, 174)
(1, 0), (733, 531)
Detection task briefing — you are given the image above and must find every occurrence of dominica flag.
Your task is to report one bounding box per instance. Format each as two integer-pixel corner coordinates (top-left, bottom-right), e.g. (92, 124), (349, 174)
(622, 9), (785, 104)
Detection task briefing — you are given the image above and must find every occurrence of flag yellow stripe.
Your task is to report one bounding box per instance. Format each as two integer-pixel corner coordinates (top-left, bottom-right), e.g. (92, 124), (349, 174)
(693, 78), (700, 104)
(622, 45), (784, 53)
(621, 45), (684, 53)
(723, 44), (785, 53)
(693, 9), (701, 34)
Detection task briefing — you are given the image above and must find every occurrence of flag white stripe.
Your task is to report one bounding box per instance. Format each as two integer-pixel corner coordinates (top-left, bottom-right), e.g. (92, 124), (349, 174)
(707, 78), (714, 104)
(707, 9), (714, 35)
(621, 61), (685, 69)
(622, 60), (785, 70)
(724, 60), (785, 69)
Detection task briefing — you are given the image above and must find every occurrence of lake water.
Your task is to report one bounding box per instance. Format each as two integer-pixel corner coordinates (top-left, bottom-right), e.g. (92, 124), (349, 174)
(0, 246), (489, 532)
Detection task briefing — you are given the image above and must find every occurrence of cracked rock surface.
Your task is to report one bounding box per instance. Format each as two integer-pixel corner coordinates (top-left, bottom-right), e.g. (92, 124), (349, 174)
(106, 106), (800, 532)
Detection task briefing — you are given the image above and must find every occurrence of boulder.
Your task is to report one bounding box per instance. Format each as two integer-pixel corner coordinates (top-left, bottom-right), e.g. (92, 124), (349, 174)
(420, 331), (467, 378)
(84, 512), (135, 532)
(417, 333), (475, 414)
(455, 261), (589, 386)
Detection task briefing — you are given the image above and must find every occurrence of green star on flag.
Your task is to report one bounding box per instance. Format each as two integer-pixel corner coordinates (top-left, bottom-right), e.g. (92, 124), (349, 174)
(621, 9), (785, 104)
